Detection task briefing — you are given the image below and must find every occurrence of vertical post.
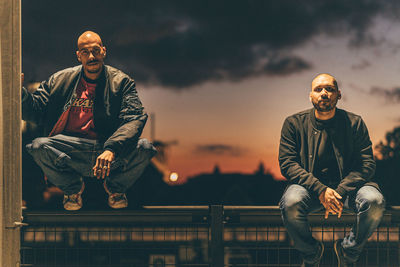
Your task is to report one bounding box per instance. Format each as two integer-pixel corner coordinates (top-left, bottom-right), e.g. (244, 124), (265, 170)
(210, 205), (224, 267)
(150, 113), (155, 141)
(0, 0), (22, 266)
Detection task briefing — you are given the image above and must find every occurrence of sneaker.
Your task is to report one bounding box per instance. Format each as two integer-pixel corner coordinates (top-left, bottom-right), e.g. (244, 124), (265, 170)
(103, 182), (128, 209)
(63, 182), (85, 211)
(334, 240), (355, 267)
(301, 241), (324, 267)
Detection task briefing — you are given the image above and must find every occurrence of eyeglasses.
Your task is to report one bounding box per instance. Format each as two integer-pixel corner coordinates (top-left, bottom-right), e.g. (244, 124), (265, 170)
(313, 86), (337, 93)
(79, 47), (102, 57)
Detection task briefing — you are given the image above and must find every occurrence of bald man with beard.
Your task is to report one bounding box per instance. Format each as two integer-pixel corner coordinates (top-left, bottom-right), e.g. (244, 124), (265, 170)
(22, 31), (156, 211)
(278, 74), (385, 267)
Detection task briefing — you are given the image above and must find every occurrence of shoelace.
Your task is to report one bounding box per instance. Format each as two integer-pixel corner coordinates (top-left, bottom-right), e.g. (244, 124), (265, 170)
(110, 193), (125, 202)
(65, 194), (80, 203)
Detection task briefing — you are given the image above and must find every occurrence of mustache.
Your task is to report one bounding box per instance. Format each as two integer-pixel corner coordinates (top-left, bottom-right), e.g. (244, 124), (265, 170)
(87, 60), (99, 64)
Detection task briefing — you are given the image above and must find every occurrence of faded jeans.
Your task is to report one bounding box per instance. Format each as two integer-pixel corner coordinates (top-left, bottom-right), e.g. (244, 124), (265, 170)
(279, 184), (385, 264)
(26, 134), (157, 195)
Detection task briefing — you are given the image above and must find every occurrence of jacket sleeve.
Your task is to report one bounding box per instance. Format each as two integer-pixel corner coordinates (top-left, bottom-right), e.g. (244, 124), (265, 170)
(279, 117), (327, 196)
(335, 118), (375, 197)
(103, 78), (148, 156)
(21, 78), (52, 124)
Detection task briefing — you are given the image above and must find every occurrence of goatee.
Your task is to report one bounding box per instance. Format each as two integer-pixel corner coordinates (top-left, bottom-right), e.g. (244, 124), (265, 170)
(312, 101), (335, 112)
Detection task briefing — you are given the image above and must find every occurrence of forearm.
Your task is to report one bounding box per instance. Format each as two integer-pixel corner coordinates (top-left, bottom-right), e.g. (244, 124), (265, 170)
(279, 118), (327, 195)
(21, 86), (48, 123)
(103, 114), (147, 156)
(335, 170), (372, 197)
(336, 148), (375, 197)
(281, 162), (327, 195)
(336, 117), (376, 197)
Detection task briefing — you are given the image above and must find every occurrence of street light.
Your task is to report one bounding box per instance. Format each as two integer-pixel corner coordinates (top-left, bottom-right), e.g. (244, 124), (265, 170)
(169, 172), (178, 182)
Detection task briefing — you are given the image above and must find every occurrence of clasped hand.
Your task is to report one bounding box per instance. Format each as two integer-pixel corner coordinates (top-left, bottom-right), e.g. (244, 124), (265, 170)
(318, 188), (343, 219)
(93, 150), (115, 179)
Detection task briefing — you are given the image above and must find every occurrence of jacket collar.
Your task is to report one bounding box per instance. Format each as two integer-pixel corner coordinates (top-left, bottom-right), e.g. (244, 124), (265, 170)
(309, 108), (338, 131)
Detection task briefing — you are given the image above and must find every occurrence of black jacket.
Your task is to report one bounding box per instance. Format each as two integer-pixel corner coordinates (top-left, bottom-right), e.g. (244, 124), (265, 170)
(22, 65), (147, 158)
(279, 108), (379, 198)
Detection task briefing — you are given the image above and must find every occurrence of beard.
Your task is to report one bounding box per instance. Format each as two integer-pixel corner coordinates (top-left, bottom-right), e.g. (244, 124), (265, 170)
(86, 67), (101, 74)
(312, 98), (338, 112)
(85, 60), (103, 73)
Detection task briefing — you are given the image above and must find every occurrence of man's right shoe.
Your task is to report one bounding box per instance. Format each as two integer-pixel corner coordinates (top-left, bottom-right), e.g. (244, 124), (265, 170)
(103, 181), (128, 209)
(63, 182), (85, 211)
(334, 240), (355, 267)
(301, 241), (324, 267)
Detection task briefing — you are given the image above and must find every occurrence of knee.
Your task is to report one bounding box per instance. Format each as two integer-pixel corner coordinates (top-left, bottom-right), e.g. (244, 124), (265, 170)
(280, 186), (309, 219)
(358, 189), (385, 221)
(26, 137), (51, 156)
(137, 139), (157, 154)
(369, 194), (385, 211)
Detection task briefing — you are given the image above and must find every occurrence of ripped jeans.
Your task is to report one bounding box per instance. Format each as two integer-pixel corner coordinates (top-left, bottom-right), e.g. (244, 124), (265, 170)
(279, 184), (385, 263)
(26, 134), (157, 195)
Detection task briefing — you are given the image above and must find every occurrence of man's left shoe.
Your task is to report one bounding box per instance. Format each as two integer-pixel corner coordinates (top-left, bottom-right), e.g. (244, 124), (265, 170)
(103, 182), (128, 209)
(334, 240), (355, 267)
(63, 182), (85, 211)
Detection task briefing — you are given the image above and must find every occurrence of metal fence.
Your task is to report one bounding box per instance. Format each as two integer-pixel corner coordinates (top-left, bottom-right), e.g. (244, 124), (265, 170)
(20, 206), (400, 267)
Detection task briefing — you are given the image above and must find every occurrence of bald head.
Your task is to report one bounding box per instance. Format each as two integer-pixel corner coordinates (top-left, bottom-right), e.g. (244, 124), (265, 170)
(76, 31), (106, 80)
(311, 73), (338, 91)
(309, 73), (341, 117)
(77, 31), (103, 50)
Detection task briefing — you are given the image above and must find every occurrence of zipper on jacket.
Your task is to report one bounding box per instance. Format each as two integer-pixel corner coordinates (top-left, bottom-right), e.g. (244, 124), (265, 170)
(309, 129), (321, 173)
(331, 139), (343, 180)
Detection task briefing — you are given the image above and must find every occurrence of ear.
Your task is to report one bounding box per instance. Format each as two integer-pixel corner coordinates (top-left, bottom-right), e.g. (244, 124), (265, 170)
(102, 46), (107, 57)
(309, 92), (312, 102)
(76, 51), (81, 63)
(338, 90), (342, 99)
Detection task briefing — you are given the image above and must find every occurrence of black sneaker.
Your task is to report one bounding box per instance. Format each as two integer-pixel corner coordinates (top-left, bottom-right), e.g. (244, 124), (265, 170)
(103, 182), (128, 209)
(334, 240), (355, 267)
(301, 241), (324, 267)
(63, 182), (85, 211)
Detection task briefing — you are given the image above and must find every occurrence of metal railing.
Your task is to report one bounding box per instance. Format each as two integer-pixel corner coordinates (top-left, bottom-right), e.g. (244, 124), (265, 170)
(20, 206), (400, 267)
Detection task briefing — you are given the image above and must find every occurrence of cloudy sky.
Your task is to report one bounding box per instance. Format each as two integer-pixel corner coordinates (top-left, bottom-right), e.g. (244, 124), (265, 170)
(22, 0), (400, 180)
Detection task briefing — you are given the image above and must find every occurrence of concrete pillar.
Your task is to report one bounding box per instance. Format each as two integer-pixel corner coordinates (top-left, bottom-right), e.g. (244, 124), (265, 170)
(0, 0), (22, 266)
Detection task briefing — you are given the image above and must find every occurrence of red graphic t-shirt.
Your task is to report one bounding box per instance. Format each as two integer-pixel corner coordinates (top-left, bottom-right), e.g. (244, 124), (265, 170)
(63, 77), (97, 139)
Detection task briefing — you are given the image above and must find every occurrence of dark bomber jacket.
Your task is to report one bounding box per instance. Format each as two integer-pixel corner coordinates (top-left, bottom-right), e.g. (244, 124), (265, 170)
(279, 108), (379, 198)
(22, 65), (147, 158)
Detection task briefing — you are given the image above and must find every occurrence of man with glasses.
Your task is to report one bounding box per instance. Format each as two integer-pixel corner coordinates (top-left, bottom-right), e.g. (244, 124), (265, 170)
(278, 73), (385, 267)
(22, 31), (156, 210)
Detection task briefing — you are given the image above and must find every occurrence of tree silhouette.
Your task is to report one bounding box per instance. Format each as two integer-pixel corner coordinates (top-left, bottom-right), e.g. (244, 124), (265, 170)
(255, 161), (266, 175)
(213, 164), (221, 175)
(374, 126), (400, 205)
(374, 127), (400, 160)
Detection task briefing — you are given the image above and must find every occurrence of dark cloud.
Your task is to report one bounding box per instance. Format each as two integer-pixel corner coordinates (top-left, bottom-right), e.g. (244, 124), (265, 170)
(194, 144), (245, 157)
(22, 0), (399, 88)
(351, 59), (371, 70)
(370, 86), (400, 103)
(264, 56), (312, 75)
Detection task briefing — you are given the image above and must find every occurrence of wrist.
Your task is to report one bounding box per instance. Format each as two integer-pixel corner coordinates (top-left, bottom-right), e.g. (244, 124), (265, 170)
(319, 188), (327, 197)
(334, 186), (346, 198)
(105, 149), (115, 155)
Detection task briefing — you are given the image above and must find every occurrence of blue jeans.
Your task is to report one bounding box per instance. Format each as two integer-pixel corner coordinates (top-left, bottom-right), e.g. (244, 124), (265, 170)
(279, 184), (385, 263)
(26, 134), (157, 195)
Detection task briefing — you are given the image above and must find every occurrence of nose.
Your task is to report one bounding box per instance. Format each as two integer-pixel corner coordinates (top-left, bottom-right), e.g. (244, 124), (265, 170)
(88, 52), (95, 59)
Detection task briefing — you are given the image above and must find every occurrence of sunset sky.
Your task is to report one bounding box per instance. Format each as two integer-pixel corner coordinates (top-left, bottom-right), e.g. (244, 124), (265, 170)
(22, 1), (400, 180)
